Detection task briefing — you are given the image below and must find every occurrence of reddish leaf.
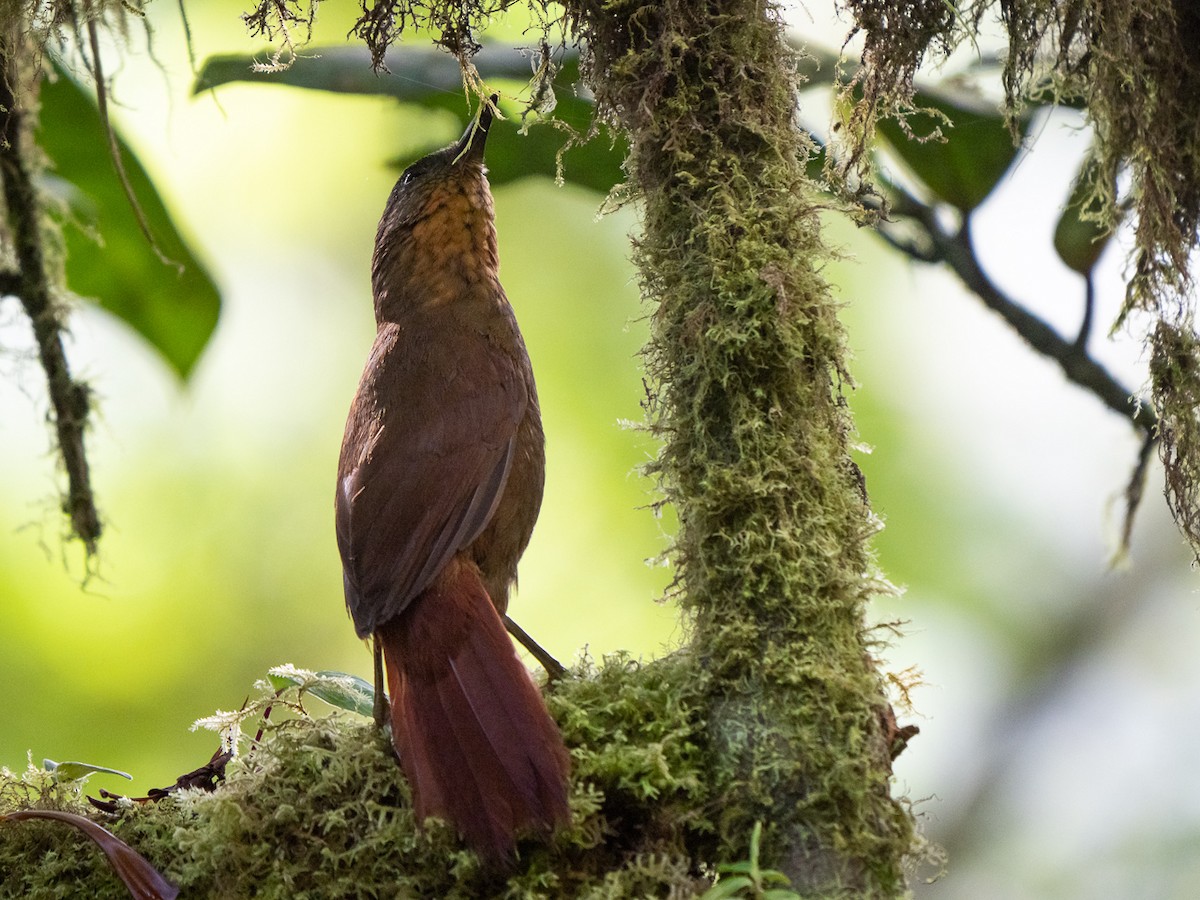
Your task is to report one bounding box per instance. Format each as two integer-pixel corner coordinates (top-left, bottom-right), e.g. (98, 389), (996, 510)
(1, 809), (178, 900)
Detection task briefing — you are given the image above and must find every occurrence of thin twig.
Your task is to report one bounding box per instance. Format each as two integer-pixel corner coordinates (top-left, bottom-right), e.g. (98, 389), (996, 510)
(176, 0), (200, 76)
(1119, 431), (1156, 557)
(86, 16), (180, 272)
(1075, 272), (1095, 350)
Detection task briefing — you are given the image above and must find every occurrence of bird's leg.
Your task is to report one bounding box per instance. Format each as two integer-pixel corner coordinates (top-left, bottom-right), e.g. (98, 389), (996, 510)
(372, 634), (389, 729)
(503, 614), (567, 681)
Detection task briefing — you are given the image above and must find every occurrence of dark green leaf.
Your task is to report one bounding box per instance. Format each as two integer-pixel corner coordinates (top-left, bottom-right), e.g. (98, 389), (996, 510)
(194, 46), (626, 195)
(1054, 156), (1113, 275)
(194, 45), (528, 97)
(876, 85), (1028, 213)
(40, 65), (220, 380)
(1, 809), (179, 899)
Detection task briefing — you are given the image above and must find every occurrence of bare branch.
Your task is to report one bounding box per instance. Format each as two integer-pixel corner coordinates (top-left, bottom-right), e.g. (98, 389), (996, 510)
(1119, 431), (1156, 558)
(878, 184), (1156, 437)
(875, 181), (1157, 553)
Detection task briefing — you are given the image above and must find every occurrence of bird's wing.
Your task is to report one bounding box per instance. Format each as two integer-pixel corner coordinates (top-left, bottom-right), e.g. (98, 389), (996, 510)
(335, 321), (526, 636)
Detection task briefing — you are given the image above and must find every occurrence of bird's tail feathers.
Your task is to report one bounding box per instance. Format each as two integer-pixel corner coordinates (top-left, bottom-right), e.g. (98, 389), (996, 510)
(377, 556), (570, 860)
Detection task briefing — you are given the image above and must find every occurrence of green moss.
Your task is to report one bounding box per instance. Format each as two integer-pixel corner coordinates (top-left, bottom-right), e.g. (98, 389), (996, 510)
(993, 0), (1200, 320)
(835, 0), (958, 191)
(0, 658), (714, 898)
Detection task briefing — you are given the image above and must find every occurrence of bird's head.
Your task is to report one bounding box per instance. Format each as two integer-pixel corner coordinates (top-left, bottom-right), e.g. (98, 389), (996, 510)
(372, 95), (502, 318)
(379, 95), (497, 231)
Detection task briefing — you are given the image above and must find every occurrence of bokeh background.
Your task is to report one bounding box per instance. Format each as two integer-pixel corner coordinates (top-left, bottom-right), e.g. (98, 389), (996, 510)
(3, 3), (1198, 897)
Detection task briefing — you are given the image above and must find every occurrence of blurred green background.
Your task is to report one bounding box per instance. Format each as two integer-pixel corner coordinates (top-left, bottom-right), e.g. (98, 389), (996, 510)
(3, 3), (1199, 898)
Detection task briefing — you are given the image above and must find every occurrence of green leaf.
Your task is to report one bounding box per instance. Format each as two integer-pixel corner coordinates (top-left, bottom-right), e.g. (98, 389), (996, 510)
(40, 64), (220, 380)
(194, 46), (626, 195)
(698, 875), (753, 900)
(194, 45), (522, 98)
(43, 759), (133, 782)
(717, 860), (755, 875)
(759, 870), (791, 884)
(269, 666), (375, 717)
(1054, 156), (1113, 275)
(307, 671), (375, 716)
(876, 85), (1028, 213)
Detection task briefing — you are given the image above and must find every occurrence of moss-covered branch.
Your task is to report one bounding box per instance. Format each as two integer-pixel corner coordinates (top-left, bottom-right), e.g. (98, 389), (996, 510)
(1, 658), (717, 898)
(0, 28), (101, 553)
(568, 0), (916, 892)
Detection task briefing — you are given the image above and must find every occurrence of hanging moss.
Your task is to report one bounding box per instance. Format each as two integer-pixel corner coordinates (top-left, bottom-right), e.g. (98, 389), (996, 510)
(992, 0), (1200, 317)
(835, 0), (957, 190)
(841, 0), (1200, 560)
(1150, 323), (1200, 556)
(1074, 0), (1200, 557)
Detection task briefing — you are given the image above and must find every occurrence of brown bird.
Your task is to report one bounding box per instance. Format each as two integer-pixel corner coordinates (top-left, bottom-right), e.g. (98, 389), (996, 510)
(335, 97), (570, 860)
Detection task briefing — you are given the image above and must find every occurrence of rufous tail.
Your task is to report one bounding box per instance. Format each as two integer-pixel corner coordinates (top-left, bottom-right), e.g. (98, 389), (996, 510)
(376, 557), (570, 860)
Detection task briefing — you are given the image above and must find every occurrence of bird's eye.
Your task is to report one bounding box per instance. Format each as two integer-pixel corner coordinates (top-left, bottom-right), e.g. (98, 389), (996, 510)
(401, 170), (415, 185)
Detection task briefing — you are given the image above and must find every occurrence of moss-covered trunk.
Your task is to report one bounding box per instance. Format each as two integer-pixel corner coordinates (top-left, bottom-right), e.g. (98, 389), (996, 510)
(570, 0), (915, 893)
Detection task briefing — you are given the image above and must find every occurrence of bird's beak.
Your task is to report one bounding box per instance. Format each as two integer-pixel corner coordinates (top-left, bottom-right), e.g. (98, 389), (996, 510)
(453, 94), (497, 164)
